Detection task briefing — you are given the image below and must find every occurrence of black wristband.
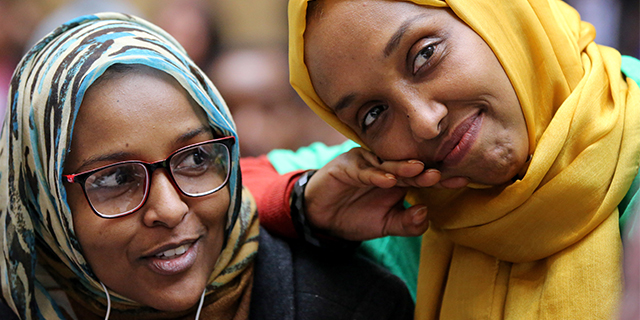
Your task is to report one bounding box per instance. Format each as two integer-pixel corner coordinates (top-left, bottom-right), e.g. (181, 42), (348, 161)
(290, 170), (360, 250)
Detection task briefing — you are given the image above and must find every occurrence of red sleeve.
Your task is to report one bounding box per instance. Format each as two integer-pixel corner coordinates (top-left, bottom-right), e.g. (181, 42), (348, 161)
(240, 155), (304, 238)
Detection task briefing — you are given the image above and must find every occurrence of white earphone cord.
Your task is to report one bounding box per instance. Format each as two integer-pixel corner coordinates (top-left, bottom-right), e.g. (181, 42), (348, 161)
(99, 282), (111, 320)
(100, 283), (205, 320)
(194, 288), (206, 320)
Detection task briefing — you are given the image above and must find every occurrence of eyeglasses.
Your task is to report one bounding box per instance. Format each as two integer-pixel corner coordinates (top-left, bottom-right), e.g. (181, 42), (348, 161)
(64, 137), (235, 219)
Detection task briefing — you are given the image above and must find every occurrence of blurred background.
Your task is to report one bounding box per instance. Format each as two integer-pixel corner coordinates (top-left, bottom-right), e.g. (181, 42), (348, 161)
(0, 0), (638, 156)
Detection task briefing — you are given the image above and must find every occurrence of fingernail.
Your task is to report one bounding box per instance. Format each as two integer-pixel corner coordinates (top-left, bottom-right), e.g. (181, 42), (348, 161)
(408, 160), (424, 165)
(385, 173), (397, 180)
(412, 207), (428, 224)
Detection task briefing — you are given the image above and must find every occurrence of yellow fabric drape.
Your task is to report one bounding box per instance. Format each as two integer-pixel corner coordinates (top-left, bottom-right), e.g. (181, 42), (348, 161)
(288, 0), (640, 318)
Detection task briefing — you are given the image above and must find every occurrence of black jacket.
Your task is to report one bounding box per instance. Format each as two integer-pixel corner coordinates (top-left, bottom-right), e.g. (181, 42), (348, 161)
(0, 228), (414, 320)
(250, 228), (415, 320)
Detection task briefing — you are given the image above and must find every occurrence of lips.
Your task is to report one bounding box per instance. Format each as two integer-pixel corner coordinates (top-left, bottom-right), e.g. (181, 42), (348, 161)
(434, 111), (483, 167)
(144, 239), (200, 276)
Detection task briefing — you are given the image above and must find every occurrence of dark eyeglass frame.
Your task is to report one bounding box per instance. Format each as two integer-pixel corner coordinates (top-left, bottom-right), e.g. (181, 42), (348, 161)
(63, 136), (235, 219)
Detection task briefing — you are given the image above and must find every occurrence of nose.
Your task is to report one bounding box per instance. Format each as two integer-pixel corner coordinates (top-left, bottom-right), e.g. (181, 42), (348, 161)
(142, 169), (189, 228)
(403, 95), (447, 142)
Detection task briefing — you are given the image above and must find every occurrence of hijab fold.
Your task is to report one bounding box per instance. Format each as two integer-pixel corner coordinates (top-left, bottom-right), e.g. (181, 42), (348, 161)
(0, 13), (259, 320)
(288, 0), (640, 318)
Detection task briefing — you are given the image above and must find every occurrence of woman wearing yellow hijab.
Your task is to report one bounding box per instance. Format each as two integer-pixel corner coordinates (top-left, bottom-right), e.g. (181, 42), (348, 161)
(281, 0), (640, 318)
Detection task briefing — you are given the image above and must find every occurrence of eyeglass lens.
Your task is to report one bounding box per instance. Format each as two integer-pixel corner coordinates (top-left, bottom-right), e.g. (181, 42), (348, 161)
(83, 142), (230, 217)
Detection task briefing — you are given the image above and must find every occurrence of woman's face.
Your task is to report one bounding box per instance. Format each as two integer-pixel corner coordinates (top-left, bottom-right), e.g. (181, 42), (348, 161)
(305, 0), (529, 185)
(64, 68), (229, 312)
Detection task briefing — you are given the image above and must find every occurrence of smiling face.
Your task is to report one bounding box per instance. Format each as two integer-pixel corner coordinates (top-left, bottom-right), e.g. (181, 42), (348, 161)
(63, 65), (229, 312)
(305, 0), (529, 185)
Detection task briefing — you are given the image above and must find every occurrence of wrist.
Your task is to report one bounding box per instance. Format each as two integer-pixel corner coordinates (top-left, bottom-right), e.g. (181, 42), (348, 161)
(290, 170), (360, 250)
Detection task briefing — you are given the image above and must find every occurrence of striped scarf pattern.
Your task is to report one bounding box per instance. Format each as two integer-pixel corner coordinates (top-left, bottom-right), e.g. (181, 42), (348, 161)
(0, 12), (259, 320)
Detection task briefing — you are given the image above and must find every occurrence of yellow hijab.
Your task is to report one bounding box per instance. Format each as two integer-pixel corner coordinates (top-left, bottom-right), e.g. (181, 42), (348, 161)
(288, 0), (640, 318)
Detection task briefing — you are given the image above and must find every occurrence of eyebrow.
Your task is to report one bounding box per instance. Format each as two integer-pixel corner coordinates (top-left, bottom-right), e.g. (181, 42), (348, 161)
(332, 93), (356, 113)
(72, 126), (213, 173)
(173, 125), (213, 144)
(333, 14), (431, 113)
(384, 14), (431, 58)
(73, 151), (135, 174)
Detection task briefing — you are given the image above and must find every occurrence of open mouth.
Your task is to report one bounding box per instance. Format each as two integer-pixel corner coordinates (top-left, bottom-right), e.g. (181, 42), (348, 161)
(155, 243), (190, 259)
(146, 239), (200, 276)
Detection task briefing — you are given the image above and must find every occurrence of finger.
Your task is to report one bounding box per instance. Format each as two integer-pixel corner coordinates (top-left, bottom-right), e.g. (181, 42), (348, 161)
(357, 148), (385, 166)
(341, 149), (426, 185)
(382, 205), (430, 237)
(396, 168), (441, 188)
(329, 161), (398, 188)
(354, 148), (425, 178)
(377, 159), (426, 178)
(353, 166), (398, 188)
(439, 176), (469, 189)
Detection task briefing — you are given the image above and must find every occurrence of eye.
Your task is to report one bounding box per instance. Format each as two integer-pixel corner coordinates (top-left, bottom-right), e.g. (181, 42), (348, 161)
(413, 44), (436, 74)
(184, 149), (207, 166)
(84, 164), (145, 200)
(175, 148), (210, 169)
(90, 166), (139, 189)
(172, 145), (220, 177)
(361, 104), (388, 131)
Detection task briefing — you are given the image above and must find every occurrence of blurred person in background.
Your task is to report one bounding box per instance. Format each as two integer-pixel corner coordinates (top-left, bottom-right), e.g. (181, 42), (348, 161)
(208, 47), (345, 157)
(565, 0), (622, 48)
(0, 0), (43, 126)
(13, 0), (140, 128)
(620, 206), (640, 319)
(151, 0), (222, 71)
(565, 0), (638, 58)
(26, 0), (142, 48)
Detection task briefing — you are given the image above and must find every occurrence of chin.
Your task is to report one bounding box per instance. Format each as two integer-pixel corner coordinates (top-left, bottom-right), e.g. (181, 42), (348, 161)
(146, 294), (203, 312)
(472, 150), (528, 185)
(473, 164), (524, 186)
(472, 175), (513, 186)
(125, 279), (207, 312)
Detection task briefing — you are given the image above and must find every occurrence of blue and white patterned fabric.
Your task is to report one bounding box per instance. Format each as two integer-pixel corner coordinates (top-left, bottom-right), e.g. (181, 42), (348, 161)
(0, 12), (258, 320)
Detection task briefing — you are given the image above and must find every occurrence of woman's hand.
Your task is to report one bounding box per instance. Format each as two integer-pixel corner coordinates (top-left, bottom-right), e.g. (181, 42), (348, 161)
(303, 147), (443, 241)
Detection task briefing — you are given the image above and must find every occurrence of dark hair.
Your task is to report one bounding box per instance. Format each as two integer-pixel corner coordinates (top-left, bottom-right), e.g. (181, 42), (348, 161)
(307, 0), (325, 22)
(93, 63), (145, 86)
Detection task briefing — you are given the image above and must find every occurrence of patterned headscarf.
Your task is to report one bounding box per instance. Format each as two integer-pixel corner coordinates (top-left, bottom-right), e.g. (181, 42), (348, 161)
(0, 12), (259, 319)
(288, 0), (640, 319)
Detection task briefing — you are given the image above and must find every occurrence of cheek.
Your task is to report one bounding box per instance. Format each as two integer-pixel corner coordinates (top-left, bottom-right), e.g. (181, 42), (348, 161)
(367, 117), (424, 161)
(68, 187), (136, 274)
(191, 188), (231, 233)
(66, 186), (101, 246)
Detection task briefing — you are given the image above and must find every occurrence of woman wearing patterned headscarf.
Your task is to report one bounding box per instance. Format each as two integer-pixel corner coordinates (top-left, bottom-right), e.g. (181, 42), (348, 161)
(239, 0), (640, 319)
(0, 12), (414, 320)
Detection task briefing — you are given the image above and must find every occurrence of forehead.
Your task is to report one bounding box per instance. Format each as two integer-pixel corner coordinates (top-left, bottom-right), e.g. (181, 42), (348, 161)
(306, 0), (422, 54)
(70, 66), (210, 154)
(304, 0), (446, 103)
(81, 66), (205, 122)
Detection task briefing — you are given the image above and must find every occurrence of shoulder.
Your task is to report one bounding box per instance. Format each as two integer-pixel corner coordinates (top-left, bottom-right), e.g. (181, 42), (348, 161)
(250, 228), (414, 320)
(290, 240), (415, 320)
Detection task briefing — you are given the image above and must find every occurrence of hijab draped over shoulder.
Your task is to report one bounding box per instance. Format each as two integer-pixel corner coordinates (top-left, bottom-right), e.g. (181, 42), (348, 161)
(289, 0), (640, 318)
(0, 13), (259, 320)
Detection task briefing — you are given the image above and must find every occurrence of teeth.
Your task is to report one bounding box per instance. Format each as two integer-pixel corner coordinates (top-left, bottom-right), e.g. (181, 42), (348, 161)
(155, 244), (190, 258)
